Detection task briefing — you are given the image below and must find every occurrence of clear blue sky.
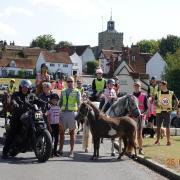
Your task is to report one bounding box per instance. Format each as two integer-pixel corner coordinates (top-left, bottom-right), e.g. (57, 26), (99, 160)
(0, 0), (180, 47)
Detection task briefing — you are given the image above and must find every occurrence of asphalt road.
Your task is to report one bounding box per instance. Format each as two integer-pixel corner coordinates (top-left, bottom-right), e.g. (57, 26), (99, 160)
(0, 118), (168, 180)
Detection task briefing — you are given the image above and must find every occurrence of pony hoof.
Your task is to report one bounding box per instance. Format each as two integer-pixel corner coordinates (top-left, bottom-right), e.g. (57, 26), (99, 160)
(111, 152), (115, 157)
(117, 156), (122, 160)
(90, 156), (96, 160)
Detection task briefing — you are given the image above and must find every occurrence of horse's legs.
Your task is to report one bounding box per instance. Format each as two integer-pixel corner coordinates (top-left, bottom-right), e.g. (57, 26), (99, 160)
(118, 137), (127, 159)
(91, 136), (98, 160)
(111, 138), (116, 156)
(96, 137), (100, 157)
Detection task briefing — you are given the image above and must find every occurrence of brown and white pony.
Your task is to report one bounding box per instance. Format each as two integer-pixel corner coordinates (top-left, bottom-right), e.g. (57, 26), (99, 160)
(75, 101), (138, 160)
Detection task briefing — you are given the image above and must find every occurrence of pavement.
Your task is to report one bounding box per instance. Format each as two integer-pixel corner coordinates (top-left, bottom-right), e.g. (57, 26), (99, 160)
(0, 115), (178, 179)
(114, 141), (180, 180)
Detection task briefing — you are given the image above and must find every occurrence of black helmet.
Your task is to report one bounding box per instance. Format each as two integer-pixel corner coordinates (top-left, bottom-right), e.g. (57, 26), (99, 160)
(151, 76), (156, 80)
(20, 80), (32, 89)
(41, 63), (48, 69)
(50, 93), (59, 101)
(107, 79), (115, 85)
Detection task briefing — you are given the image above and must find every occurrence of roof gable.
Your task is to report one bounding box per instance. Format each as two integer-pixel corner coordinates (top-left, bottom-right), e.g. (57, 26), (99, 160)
(114, 60), (134, 75)
(72, 45), (90, 56)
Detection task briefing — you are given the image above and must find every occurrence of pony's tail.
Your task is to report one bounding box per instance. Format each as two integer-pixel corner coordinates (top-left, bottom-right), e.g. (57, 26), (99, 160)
(127, 126), (137, 154)
(82, 121), (92, 151)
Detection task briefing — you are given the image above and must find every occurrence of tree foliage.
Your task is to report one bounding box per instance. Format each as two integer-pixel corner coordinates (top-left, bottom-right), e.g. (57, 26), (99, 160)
(159, 35), (180, 57)
(87, 60), (99, 74)
(164, 48), (180, 98)
(55, 41), (72, 49)
(30, 34), (56, 50)
(137, 39), (159, 54)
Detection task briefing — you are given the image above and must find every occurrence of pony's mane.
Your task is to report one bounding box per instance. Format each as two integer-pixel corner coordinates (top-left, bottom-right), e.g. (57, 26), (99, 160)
(87, 101), (101, 118)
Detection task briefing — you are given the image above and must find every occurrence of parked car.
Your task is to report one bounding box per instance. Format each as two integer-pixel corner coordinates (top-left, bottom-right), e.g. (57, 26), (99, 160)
(0, 84), (8, 90)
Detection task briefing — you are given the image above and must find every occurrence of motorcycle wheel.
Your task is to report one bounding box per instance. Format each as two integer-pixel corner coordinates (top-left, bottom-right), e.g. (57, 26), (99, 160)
(34, 129), (52, 162)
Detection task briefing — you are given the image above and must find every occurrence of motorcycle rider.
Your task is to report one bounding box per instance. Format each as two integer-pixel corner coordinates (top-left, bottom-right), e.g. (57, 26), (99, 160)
(2, 80), (46, 159)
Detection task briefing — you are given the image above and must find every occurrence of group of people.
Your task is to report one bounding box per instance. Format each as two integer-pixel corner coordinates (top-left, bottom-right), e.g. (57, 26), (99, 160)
(1, 63), (179, 159)
(2, 63), (83, 159)
(91, 69), (179, 155)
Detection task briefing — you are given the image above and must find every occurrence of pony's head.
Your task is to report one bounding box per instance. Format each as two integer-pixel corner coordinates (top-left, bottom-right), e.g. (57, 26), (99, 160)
(106, 94), (141, 118)
(75, 102), (92, 122)
(126, 94), (141, 118)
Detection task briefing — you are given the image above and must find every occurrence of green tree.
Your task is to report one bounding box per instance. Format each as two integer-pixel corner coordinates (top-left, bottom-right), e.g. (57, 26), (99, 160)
(164, 48), (180, 98)
(159, 35), (180, 57)
(87, 60), (99, 74)
(55, 41), (72, 49)
(30, 34), (56, 50)
(136, 39), (159, 54)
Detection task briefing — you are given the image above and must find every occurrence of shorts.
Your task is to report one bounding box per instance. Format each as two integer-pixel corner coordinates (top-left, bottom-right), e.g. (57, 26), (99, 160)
(60, 111), (77, 131)
(148, 115), (156, 125)
(156, 112), (171, 128)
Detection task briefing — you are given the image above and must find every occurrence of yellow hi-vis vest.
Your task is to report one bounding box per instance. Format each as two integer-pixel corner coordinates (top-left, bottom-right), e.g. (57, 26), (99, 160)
(156, 91), (173, 113)
(61, 88), (79, 111)
(150, 85), (159, 97)
(77, 87), (84, 95)
(7, 85), (16, 95)
(95, 79), (105, 92)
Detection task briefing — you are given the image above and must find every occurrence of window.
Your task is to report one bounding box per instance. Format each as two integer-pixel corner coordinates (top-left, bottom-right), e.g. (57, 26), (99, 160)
(9, 70), (15, 76)
(25, 71), (32, 76)
(119, 80), (127, 85)
(50, 63), (55, 67)
(58, 64), (61, 67)
(10, 60), (16, 67)
(132, 56), (136, 62)
(63, 64), (68, 68)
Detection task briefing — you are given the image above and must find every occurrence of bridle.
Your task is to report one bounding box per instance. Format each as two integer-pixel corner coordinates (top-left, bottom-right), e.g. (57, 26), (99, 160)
(127, 95), (140, 118)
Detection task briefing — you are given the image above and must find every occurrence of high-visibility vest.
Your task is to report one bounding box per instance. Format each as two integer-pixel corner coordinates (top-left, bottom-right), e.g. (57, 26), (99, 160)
(7, 85), (16, 95)
(137, 92), (147, 120)
(95, 79), (105, 92)
(77, 87), (84, 95)
(150, 85), (159, 97)
(61, 88), (79, 111)
(156, 91), (173, 113)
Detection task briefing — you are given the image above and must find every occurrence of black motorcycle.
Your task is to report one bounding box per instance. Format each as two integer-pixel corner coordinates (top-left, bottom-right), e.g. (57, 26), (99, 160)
(7, 99), (52, 162)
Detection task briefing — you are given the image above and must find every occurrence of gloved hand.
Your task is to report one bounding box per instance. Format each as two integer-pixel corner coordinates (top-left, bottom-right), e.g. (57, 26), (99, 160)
(13, 103), (19, 109)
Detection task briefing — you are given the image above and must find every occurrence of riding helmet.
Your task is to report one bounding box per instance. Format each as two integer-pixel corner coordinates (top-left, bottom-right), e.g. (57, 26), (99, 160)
(107, 79), (115, 85)
(41, 63), (48, 69)
(19, 80), (32, 89)
(96, 68), (103, 74)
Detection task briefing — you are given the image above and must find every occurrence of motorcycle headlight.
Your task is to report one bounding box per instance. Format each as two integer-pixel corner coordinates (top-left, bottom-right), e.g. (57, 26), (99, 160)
(35, 111), (43, 120)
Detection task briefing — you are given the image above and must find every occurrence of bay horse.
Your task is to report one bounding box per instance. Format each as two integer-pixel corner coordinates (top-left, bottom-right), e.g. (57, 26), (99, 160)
(75, 101), (138, 160)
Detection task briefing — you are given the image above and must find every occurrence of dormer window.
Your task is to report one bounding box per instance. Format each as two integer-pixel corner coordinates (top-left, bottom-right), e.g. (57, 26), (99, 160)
(10, 60), (16, 67)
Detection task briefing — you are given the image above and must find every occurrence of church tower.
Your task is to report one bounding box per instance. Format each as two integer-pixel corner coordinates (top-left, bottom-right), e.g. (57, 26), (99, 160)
(98, 12), (123, 51)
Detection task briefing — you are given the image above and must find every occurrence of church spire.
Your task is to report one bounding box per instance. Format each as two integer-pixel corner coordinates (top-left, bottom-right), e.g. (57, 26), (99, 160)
(107, 9), (116, 32)
(110, 8), (112, 21)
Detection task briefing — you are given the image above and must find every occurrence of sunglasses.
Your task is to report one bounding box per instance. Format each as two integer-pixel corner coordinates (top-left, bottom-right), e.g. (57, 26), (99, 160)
(67, 81), (73, 83)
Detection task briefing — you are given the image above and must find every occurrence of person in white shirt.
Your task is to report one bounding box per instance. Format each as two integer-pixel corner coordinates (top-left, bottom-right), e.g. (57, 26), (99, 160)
(99, 79), (117, 112)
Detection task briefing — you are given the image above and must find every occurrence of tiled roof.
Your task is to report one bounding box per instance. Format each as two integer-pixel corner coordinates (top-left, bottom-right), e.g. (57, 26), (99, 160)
(5, 45), (27, 51)
(71, 45), (90, 56)
(0, 58), (35, 69)
(42, 51), (72, 64)
(23, 47), (42, 56)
